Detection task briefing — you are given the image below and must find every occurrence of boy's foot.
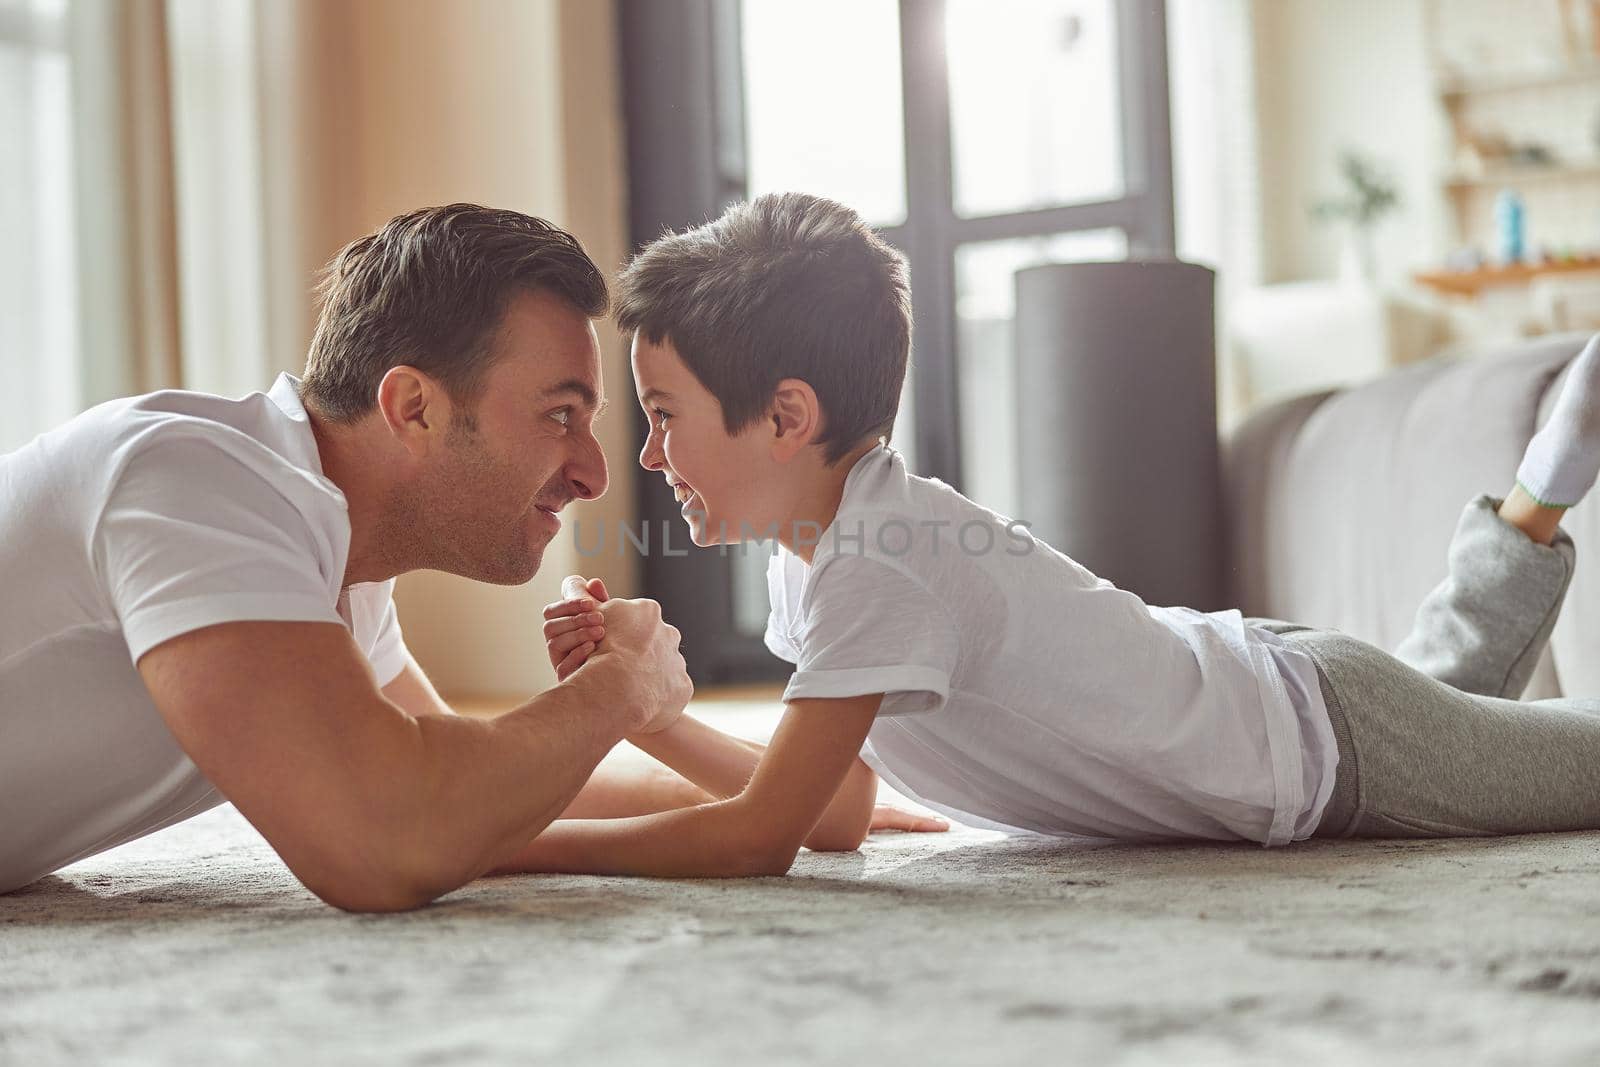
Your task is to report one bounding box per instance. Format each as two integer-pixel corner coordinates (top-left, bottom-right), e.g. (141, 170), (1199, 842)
(1516, 332), (1600, 509)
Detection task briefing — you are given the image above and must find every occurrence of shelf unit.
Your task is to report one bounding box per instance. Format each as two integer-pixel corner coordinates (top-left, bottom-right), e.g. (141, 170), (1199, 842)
(1419, 0), (1600, 298)
(1414, 258), (1600, 296)
(1444, 159), (1600, 189)
(1437, 60), (1600, 97)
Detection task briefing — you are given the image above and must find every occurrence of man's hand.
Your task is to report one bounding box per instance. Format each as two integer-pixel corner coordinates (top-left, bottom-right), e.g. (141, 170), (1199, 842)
(549, 576), (691, 735)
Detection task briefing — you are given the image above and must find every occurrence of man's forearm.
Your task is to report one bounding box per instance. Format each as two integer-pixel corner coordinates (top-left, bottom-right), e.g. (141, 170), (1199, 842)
(386, 667), (638, 902)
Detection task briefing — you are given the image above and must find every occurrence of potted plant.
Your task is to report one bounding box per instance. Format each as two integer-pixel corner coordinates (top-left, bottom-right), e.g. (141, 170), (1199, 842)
(1311, 151), (1401, 285)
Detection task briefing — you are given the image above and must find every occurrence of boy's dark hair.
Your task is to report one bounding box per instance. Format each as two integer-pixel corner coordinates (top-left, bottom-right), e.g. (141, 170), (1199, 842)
(615, 192), (911, 463)
(301, 203), (608, 423)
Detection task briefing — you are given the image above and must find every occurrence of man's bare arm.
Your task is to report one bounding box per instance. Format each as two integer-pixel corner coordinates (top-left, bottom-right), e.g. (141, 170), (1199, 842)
(138, 602), (686, 912)
(382, 654), (713, 821)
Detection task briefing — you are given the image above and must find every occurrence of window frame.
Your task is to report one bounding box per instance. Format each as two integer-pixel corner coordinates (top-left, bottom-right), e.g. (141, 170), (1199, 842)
(618, 0), (1174, 684)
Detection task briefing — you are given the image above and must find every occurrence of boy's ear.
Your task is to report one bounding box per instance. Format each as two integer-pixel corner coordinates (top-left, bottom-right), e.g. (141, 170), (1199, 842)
(768, 378), (823, 462)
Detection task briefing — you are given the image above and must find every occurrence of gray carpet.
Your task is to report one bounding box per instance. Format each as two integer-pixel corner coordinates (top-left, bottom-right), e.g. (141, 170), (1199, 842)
(3, 803), (1600, 1066)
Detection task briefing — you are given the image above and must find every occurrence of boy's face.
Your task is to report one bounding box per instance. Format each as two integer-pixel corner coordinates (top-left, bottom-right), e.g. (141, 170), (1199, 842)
(631, 333), (786, 547)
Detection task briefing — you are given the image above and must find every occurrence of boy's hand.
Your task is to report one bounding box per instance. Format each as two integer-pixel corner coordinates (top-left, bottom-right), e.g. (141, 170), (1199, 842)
(869, 804), (950, 834)
(546, 575), (692, 735)
(543, 575), (612, 681)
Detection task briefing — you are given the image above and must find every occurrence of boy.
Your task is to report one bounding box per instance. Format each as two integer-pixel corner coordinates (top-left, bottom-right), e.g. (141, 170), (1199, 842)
(501, 193), (1600, 879)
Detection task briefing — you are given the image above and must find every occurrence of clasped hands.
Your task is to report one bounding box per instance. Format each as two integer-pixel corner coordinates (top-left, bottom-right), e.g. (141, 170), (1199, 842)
(542, 574), (692, 736)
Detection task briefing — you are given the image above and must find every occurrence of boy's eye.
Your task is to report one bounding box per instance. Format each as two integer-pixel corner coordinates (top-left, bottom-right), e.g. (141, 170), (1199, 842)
(652, 408), (672, 429)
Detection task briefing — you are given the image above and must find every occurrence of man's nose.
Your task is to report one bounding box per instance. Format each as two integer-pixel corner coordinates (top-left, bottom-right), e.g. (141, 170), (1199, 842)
(568, 430), (609, 500)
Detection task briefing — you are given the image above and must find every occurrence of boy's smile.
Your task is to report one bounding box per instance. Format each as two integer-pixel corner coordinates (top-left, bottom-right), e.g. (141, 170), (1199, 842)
(631, 333), (779, 547)
(629, 330), (883, 562)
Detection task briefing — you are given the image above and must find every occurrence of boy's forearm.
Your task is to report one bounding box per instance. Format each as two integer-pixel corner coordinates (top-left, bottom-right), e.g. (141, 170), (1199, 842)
(631, 715), (876, 850)
(491, 799), (796, 879)
(629, 715), (764, 798)
(556, 759), (714, 820)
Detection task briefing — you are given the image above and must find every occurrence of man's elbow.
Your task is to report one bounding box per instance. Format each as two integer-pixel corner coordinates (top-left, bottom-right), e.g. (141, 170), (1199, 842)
(282, 817), (460, 913)
(290, 863), (427, 912)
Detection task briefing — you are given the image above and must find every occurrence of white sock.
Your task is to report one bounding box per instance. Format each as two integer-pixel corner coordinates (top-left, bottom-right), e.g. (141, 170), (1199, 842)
(1517, 333), (1600, 508)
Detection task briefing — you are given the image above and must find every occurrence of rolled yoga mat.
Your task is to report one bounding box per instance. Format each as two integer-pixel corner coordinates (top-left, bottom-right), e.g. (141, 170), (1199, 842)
(1013, 260), (1222, 611)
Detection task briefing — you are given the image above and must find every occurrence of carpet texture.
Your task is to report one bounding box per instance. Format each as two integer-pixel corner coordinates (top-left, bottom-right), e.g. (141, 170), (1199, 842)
(3, 802), (1600, 1066)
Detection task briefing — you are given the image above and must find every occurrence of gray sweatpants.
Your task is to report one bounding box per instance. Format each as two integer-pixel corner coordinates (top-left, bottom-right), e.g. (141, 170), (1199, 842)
(1255, 495), (1600, 839)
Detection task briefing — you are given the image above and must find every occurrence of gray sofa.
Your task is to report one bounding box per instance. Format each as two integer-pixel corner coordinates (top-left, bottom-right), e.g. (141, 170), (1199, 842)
(1223, 332), (1597, 701)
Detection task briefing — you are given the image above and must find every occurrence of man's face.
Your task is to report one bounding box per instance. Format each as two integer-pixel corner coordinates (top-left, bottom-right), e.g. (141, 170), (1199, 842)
(417, 289), (609, 584)
(631, 333), (780, 547)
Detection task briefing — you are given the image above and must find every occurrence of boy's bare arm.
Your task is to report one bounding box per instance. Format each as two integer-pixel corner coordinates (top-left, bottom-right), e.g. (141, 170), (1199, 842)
(491, 694), (883, 878)
(544, 581), (944, 843)
(630, 714), (880, 851)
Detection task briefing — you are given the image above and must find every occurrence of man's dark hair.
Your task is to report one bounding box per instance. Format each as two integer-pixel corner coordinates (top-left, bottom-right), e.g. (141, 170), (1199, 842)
(301, 203), (608, 423)
(615, 192), (911, 464)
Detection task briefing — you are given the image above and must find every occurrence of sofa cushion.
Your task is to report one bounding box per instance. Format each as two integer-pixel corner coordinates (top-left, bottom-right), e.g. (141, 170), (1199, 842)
(1223, 333), (1594, 698)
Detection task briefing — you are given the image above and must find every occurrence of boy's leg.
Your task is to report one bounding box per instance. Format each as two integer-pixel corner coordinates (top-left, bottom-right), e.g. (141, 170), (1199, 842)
(1392, 494), (1574, 699)
(1393, 332), (1598, 697)
(1291, 631), (1600, 839)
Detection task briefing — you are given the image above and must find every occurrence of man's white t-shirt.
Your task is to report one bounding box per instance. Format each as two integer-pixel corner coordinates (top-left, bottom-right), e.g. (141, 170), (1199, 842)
(0, 374), (409, 893)
(764, 444), (1339, 847)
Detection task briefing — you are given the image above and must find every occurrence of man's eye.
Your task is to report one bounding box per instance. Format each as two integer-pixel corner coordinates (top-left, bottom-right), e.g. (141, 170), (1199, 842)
(551, 408), (572, 427)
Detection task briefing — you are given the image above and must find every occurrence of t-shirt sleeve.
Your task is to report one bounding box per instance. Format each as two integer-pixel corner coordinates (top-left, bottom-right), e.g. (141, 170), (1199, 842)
(94, 434), (348, 665)
(362, 585), (411, 688)
(762, 550), (801, 664)
(782, 554), (959, 716)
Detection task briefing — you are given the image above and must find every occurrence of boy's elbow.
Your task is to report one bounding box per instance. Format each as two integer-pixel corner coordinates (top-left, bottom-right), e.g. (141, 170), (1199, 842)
(730, 821), (805, 877)
(801, 821), (869, 853)
(741, 842), (801, 878)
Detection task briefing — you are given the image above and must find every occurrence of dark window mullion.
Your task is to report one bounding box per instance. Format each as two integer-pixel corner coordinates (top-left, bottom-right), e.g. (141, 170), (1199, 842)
(897, 0), (963, 490)
(709, 0), (748, 206)
(1117, 0), (1175, 255)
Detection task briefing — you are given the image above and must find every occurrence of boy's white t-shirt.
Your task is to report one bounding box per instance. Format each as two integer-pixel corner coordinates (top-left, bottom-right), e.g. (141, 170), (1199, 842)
(764, 444), (1339, 847)
(0, 374), (409, 893)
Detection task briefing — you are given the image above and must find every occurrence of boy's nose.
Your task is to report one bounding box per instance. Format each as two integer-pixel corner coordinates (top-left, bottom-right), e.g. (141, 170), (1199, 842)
(639, 434), (664, 471)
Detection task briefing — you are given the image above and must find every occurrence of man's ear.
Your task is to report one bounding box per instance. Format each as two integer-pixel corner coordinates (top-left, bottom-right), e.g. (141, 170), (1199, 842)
(768, 378), (823, 462)
(376, 365), (444, 457)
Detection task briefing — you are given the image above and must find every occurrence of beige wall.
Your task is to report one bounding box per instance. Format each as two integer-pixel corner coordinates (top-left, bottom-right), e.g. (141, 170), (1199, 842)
(1250, 0), (1451, 285)
(254, 0), (637, 700)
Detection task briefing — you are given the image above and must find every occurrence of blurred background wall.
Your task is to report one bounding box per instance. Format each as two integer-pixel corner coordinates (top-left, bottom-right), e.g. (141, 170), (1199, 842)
(7, 0), (1600, 699)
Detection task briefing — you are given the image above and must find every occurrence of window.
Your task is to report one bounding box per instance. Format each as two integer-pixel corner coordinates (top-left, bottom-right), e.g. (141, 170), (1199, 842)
(0, 0), (79, 454)
(620, 0), (1173, 683)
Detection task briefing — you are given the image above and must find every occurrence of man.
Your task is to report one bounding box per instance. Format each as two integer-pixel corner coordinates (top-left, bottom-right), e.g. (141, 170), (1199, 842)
(0, 205), (698, 911)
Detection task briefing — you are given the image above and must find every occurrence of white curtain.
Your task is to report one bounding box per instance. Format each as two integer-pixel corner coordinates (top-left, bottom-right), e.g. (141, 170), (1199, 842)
(1166, 0), (1267, 428)
(0, 0), (183, 455)
(0, 0), (79, 453)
